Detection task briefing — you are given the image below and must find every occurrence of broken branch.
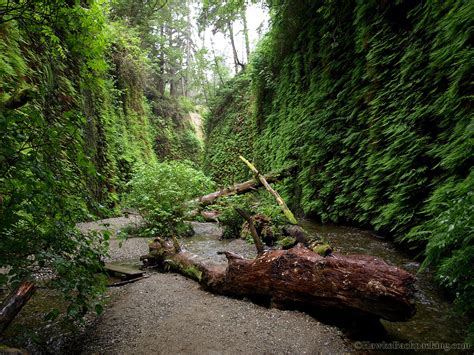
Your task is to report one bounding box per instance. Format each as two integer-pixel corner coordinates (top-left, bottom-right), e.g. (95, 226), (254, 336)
(0, 281), (36, 335)
(239, 156), (298, 225)
(235, 208), (264, 254)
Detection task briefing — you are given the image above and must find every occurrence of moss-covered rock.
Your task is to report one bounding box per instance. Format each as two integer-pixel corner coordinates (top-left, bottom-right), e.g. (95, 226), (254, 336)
(276, 236), (297, 249)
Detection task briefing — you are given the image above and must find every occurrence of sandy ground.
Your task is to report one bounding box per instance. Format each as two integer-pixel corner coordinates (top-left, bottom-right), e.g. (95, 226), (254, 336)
(77, 217), (350, 354)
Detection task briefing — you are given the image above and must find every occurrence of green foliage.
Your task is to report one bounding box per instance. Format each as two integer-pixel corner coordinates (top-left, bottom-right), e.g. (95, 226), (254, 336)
(209, 194), (253, 239)
(178, 96), (195, 113)
(126, 161), (215, 236)
(203, 72), (255, 185)
(150, 95), (204, 163)
(0, 0), (114, 318)
(0, 0), (204, 324)
(253, 188), (287, 227)
(405, 174), (474, 320)
(204, 0), (473, 339)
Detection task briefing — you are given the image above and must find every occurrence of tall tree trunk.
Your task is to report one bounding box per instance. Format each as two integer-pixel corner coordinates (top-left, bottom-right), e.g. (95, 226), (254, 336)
(210, 37), (225, 85)
(168, 28), (177, 97)
(170, 75), (177, 97)
(228, 21), (240, 74)
(241, 8), (250, 62)
(183, 7), (192, 97)
(157, 25), (166, 96)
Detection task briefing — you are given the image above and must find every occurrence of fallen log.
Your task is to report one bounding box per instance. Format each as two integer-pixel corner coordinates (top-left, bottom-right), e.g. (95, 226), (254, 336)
(235, 208), (264, 255)
(141, 238), (416, 322)
(192, 166), (294, 206)
(239, 156), (298, 224)
(0, 281), (36, 335)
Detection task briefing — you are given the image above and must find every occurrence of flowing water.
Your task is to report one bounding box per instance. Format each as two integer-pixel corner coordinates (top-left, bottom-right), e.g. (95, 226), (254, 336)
(299, 220), (469, 344)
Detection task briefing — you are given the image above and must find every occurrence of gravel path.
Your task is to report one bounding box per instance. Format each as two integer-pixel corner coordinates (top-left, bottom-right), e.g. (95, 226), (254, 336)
(78, 216), (350, 354)
(80, 274), (349, 354)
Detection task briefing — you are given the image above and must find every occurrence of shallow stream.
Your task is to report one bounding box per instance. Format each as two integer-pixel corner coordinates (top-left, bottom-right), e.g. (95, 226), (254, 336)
(300, 221), (468, 343)
(181, 220), (469, 344)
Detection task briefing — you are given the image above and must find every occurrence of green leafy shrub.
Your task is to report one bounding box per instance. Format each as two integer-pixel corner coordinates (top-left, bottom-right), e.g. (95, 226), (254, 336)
(126, 161), (215, 236)
(0, 0), (114, 320)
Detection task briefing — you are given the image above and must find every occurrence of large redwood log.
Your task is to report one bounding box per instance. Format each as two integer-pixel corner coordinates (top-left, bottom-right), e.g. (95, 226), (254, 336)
(141, 238), (416, 322)
(0, 281), (36, 335)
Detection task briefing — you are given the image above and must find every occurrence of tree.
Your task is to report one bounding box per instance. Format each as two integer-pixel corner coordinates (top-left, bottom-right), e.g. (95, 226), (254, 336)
(198, 0), (253, 74)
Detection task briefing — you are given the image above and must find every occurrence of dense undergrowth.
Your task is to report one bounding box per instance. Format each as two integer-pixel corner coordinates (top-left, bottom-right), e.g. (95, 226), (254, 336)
(127, 160), (214, 237)
(0, 0), (201, 319)
(204, 0), (473, 340)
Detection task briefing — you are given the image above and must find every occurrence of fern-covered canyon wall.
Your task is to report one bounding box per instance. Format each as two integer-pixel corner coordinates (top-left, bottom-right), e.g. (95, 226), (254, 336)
(0, 0), (201, 312)
(203, 74), (255, 186)
(204, 0), (473, 326)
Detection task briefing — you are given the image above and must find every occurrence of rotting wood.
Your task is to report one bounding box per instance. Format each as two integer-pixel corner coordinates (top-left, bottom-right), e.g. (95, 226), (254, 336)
(235, 208), (264, 255)
(239, 156), (298, 225)
(104, 263), (144, 280)
(0, 281), (36, 335)
(141, 238), (416, 322)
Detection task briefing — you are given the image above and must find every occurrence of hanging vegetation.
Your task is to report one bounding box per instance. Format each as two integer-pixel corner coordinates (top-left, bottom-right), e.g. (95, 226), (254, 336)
(204, 0), (473, 339)
(0, 0), (203, 319)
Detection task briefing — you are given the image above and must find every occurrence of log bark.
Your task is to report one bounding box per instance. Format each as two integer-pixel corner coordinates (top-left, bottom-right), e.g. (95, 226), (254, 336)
(235, 208), (264, 255)
(192, 167), (293, 206)
(239, 156), (298, 224)
(141, 238), (416, 322)
(0, 281), (36, 335)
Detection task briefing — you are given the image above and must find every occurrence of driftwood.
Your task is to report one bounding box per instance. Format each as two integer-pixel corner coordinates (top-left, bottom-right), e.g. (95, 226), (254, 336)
(0, 281), (36, 335)
(141, 238), (416, 322)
